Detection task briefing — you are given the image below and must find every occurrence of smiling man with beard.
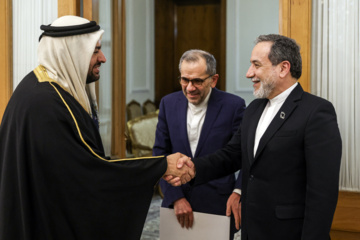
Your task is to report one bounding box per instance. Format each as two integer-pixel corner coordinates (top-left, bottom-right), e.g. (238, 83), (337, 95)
(169, 34), (342, 240)
(0, 15), (194, 240)
(87, 42), (104, 84)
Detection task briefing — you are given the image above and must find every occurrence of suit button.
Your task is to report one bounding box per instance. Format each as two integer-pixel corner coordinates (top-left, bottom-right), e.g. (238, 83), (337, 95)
(249, 175), (254, 180)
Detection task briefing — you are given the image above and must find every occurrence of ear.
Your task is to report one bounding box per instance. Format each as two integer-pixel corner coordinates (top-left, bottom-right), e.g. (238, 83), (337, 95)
(210, 74), (219, 88)
(279, 61), (291, 78)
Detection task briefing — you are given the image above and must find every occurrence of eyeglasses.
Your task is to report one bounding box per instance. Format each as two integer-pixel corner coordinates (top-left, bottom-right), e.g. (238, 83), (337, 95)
(178, 75), (213, 87)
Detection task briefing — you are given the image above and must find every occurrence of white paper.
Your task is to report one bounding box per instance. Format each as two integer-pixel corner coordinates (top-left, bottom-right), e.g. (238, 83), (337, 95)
(160, 207), (230, 240)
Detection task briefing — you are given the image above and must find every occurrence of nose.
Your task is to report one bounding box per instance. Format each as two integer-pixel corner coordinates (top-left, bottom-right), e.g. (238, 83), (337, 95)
(98, 50), (107, 63)
(186, 81), (196, 91)
(246, 65), (254, 78)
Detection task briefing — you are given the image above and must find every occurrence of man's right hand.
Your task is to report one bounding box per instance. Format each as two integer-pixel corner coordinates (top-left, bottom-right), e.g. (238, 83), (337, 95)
(164, 153), (195, 186)
(174, 198), (194, 229)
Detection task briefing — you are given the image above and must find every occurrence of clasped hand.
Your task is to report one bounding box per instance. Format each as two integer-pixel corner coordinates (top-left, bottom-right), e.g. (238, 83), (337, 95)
(164, 153), (195, 186)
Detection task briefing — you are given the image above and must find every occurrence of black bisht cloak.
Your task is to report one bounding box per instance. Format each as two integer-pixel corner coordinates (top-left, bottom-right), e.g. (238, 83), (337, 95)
(0, 68), (167, 240)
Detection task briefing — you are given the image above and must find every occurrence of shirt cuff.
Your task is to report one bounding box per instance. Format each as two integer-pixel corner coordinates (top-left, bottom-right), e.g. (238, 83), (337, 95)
(233, 188), (242, 195)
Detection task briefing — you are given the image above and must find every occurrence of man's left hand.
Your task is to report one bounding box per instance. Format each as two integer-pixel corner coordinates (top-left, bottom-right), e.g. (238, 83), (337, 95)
(226, 192), (241, 230)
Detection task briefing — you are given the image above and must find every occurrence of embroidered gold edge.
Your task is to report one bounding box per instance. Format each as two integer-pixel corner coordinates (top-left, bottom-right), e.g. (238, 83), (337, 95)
(34, 65), (89, 112)
(33, 65), (165, 163)
(34, 65), (69, 93)
(107, 155), (165, 163)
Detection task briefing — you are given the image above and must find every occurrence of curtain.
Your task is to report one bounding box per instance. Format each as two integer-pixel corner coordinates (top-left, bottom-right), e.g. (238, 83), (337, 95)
(13, 0), (57, 89)
(311, 0), (360, 191)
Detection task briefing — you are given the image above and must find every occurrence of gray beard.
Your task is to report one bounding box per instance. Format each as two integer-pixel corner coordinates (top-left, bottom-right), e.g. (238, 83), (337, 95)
(253, 79), (275, 99)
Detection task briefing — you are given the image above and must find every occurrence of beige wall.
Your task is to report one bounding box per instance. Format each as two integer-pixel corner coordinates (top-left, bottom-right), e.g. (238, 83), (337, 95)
(279, 0), (311, 92)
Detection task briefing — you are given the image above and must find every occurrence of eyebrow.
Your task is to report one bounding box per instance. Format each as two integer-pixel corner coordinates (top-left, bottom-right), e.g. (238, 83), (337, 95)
(180, 77), (209, 82)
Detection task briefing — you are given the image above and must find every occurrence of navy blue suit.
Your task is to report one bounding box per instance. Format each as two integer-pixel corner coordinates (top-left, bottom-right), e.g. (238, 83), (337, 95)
(153, 88), (245, 236)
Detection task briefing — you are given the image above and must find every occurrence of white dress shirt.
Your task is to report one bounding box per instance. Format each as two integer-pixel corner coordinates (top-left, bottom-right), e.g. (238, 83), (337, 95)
(254, 82), (298, 156)
(186, 88), (242, 195)
(187, 88), (212, 156)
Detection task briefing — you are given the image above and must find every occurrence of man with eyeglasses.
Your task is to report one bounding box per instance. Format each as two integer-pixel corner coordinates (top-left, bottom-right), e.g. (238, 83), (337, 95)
(154, 49), (246, 239)
(168, 34), (342, 240)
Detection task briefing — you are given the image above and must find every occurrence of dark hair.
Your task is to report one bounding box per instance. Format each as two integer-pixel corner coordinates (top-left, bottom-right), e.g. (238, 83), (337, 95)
(179, 49), (217, 75)
(256, 34), (302, 79)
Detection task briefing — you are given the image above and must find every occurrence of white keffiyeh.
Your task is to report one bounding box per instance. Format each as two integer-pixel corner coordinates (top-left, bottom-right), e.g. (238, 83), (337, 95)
(37, 15), (104, 115)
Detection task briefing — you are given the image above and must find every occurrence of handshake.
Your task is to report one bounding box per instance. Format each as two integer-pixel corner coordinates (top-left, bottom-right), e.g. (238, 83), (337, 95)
(164, 153), (195, 186)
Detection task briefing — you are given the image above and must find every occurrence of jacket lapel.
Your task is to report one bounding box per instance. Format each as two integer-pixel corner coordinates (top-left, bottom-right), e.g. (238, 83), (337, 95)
(177, 94), (193, 157)
(195, 89), (221, 157)
(247, 99), (268, 165)
(253, 84), (303, 162)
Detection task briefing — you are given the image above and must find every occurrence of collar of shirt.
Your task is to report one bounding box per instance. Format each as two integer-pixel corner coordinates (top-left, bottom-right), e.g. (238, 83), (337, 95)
(268, 82), (298, 107)
(253, 82), (298, 156)
(187, 88), (212, 156)
(188, 87), (212, 115)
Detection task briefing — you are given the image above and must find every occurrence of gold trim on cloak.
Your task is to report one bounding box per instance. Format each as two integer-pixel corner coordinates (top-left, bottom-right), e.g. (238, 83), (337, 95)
(33, 65), (164, 163)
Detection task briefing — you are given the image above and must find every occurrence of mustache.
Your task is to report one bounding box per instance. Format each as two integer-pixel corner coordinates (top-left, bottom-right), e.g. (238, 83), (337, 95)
(94, 63), (101, 68)
(186, 90), (199, 94)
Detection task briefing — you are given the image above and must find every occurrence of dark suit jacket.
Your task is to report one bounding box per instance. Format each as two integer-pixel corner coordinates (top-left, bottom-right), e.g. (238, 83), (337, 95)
(193, 84), (342, 240)
(153, 88), (246, 216)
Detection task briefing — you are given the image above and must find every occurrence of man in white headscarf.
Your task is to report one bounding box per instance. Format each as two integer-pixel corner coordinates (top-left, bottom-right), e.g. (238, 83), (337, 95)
(0, 15), (194, 240)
